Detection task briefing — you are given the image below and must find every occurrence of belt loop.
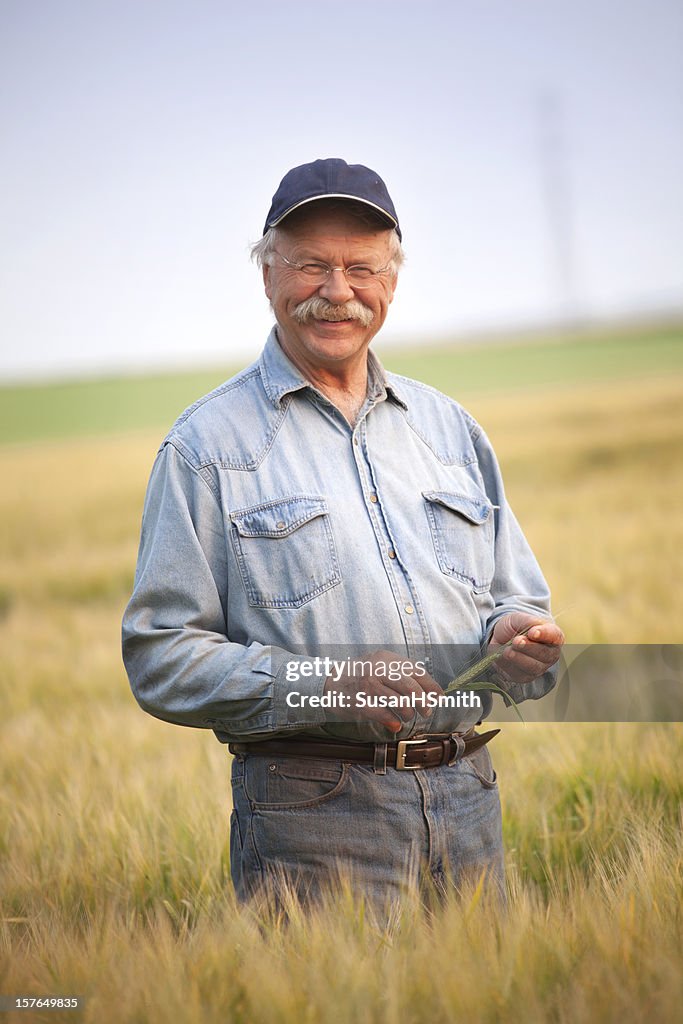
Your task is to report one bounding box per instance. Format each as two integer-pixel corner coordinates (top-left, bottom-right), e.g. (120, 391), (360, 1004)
(448, 733), (466, 766)
(373, 743), (388, 775)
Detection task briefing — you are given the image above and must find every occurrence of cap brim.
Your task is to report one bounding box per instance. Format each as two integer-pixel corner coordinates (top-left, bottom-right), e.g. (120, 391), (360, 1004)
(268, 193), (399, 232)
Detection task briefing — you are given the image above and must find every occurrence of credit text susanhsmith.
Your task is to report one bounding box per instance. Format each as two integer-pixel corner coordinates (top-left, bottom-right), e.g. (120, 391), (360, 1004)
(285, 690), (482, 710)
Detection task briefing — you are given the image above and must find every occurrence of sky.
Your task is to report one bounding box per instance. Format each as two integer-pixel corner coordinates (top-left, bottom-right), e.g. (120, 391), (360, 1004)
(1, 0), (682, 380)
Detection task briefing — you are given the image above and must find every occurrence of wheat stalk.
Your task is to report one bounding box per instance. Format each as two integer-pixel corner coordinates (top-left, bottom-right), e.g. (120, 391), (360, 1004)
(442, 625), (541, 722)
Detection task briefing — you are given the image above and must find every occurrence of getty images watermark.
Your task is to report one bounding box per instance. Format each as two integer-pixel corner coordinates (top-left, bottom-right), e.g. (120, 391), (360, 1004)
(284, 657), (482, 711)
(276, 644), (683, 724)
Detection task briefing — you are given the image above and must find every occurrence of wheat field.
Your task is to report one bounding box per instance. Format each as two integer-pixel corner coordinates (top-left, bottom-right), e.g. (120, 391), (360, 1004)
(1, 341), (682, 1022)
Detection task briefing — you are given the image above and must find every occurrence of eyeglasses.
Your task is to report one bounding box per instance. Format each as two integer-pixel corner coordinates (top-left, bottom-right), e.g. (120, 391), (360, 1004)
(272, 251), (392, 289)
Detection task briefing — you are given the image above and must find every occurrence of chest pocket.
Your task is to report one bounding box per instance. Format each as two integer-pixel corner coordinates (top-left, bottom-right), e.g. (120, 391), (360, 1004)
(229, 495), (341, 608)
(423, 490), (495, 594)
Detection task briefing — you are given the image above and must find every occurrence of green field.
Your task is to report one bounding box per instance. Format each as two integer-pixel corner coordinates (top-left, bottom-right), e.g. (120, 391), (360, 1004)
(1, 324), (682, 1023)
(1, 321), (681, 444)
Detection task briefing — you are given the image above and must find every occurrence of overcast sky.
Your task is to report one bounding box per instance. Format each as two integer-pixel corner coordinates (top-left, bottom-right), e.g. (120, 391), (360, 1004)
(2, 0), (682, 380)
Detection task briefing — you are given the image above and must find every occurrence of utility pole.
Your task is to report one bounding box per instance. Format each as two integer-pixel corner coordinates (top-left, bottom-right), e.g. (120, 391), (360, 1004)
(537, 89), (581, 324)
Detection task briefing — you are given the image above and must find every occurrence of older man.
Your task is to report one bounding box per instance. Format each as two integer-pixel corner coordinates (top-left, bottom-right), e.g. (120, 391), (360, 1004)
(122, 158), (564, 907)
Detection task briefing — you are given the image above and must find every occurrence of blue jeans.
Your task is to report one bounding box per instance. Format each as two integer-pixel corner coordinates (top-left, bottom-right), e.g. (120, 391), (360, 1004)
(229, 743), (504, 907)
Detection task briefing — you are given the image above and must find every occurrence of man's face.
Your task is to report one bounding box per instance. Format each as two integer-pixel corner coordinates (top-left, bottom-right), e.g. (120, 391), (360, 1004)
(262, 206), (398, 373)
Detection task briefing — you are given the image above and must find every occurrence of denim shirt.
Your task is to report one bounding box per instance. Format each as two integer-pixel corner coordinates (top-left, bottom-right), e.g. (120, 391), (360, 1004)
(122, 329), (554, 744)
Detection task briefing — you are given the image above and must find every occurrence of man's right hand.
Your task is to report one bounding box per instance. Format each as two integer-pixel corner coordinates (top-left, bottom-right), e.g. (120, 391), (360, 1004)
(323, 649), (444, 734)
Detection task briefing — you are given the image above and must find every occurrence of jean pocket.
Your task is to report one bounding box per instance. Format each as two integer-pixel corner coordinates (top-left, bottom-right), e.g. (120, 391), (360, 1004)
(461, 744), (498, 789)
(243, 756), (349, 809)
(423, 490), (495, 593)
(230, 495), (342, 608)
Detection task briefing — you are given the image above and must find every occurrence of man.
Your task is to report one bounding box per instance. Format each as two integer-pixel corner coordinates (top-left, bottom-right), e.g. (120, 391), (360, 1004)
(122, 158), (564, 907)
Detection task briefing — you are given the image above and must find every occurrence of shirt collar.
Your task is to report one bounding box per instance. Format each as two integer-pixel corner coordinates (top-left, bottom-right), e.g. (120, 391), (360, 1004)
(259, 325), (409, 411)
(367, 348), (409, 410)
(259, 327), (310, 406)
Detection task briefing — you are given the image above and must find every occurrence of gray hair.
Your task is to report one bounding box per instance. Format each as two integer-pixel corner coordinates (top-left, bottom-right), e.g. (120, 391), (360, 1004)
(250, 219), (405, 274)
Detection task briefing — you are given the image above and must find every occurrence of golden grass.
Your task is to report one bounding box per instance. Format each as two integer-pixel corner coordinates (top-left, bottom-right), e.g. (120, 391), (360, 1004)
(2, 723), (681, 1023)
(1, 371), (682, 1022)
(468, 375), (683, 641)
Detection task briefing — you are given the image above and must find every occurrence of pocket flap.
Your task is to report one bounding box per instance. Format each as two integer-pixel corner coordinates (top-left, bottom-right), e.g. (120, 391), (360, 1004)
(230, 496), (329, 538)
(423, 490), (493, 525)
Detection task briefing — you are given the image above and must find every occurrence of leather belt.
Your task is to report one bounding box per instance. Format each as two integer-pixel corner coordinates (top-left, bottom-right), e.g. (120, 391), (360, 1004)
(229, 728), (500, 771)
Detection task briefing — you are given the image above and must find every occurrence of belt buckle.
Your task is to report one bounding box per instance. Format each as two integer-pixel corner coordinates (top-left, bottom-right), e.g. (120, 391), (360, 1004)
(395, 738), (429, 770)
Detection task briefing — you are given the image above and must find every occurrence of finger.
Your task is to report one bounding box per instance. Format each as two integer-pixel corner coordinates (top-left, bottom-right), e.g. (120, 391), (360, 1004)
(344, 697), (404, 732)
(494, 612), (541, 642)
(323, 676), (407, 729)
(524, 623), (565, 646)
(405, 668), (443, 698)
(374, 680), (421, 722)
(370, 657), (442, 698)
(384, 657), (443, 693)
(338, 679), (418, 724)
(383, 670), (442, 703)
(369, 710), (403, 732)
(494, 614), (559, 646)
(502, 648), (555, 681)
(510, 637), (562, 667)
(367, 661), (441, 703)
(386, 679), (441, 720)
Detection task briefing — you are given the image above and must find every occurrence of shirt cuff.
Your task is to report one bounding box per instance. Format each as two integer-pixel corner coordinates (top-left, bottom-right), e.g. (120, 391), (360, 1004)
(271, 649), (330, 730)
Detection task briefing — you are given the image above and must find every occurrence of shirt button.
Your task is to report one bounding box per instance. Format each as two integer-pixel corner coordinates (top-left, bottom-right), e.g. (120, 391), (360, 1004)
(353, 437), (359, 446)
(276, 521), (286, 530)
(369, 494), (378, 503)
(388, 549), (396, 559)
(405, 604), (414, 615)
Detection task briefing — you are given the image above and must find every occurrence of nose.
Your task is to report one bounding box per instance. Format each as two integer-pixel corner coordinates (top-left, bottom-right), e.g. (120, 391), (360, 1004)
(318, 267), (355, 304)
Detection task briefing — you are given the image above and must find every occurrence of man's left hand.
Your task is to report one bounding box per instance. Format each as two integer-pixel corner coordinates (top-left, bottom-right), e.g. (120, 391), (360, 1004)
(488, 612), (564, 686)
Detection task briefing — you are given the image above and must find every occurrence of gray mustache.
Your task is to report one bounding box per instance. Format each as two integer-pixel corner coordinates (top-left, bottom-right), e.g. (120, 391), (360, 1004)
(292, 296), (375, 328)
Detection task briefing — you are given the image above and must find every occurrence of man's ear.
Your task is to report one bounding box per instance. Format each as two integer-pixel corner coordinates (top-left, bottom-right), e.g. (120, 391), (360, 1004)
(262, 263), (272, 301)
(387, 271), (398, 304)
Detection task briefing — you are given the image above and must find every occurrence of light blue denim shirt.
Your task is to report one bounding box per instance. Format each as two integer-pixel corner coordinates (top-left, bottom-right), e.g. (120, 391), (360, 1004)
(122, 329), (554, 744)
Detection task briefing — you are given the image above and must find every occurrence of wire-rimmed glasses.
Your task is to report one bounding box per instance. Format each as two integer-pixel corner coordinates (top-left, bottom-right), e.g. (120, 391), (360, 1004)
(273, 251), (392, 289)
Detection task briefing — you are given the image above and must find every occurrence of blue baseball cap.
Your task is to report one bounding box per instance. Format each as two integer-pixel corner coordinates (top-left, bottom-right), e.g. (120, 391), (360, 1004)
(264, 158), (401, 241)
